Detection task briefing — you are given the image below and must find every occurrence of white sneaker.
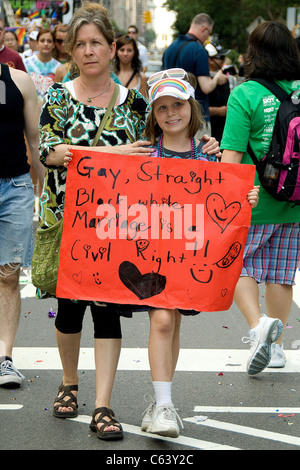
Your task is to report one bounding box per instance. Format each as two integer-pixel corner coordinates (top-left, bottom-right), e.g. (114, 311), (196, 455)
(141, 399), (156, 432)
(0, 360), (25, 387)
(268, 343), (286, 368)
(147, 403), (183, 438)
(242, 316), (283, 375)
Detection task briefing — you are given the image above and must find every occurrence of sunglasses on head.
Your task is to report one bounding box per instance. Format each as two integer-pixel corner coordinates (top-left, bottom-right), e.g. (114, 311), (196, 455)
(147, 68), (188, 87)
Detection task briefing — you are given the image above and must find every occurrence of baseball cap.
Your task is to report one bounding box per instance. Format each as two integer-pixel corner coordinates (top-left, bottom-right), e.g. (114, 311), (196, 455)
(29, 30), (38, 41)
(148, 75), (195, 104)
(205, 42), (229, 58)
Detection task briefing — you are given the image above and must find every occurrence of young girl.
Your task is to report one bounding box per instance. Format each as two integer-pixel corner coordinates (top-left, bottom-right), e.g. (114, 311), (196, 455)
(141, 69), (259, 438)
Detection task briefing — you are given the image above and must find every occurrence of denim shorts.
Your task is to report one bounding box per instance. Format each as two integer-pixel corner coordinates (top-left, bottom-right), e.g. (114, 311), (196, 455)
(0, 173), (34, 269)
(241, 223), (300, 285)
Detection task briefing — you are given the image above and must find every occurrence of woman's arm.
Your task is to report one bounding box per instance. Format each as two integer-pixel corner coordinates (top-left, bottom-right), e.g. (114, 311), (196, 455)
(57, 140), (155, 168)
(221, 149), (243, 163)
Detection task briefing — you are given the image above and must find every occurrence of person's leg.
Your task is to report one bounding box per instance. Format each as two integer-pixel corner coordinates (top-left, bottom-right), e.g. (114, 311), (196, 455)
(145, 308), (182, 437)
(233, 276), (261, 329)
(0, 265), (25, 386)
(148, 308), (179, 383)
(0, 265), (21, 358)
(265, 283), (293, 344)
(266, 223), (300, 367)
(54, 329), (81, 384)
(0, 174), (34, 386)
(91, 306), (123, 438)
(265, 222), (300, 343)
(234, 224), (283, 374)
(93, 338), (121, 431)
(53, 299), (85, 414)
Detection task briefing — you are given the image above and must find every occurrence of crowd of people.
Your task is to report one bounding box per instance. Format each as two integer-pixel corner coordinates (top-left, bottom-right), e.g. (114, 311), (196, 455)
(0, 2), (299, 444)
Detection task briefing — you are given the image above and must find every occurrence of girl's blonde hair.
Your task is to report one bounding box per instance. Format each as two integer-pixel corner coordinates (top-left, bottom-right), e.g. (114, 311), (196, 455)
(144, 72), (204, 145)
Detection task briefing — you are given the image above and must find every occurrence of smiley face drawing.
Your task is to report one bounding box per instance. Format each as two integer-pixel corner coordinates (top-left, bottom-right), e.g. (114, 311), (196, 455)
(190, 263), (213, 283)
(206, 193), (241, 233)
(190, 241), (242, 283)
(136, 239), (150, 259)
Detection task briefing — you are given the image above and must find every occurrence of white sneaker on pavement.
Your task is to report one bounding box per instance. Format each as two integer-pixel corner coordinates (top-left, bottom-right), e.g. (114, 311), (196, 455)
(146, 403), (183, 438)
(0, 360), (25, 387)
(268, 343), (286, 368)
(141, 399), (156, 432)
(242, 316), (283, 375)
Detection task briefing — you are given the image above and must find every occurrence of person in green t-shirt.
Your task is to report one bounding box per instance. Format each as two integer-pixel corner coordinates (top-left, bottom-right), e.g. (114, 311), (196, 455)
(221, 21), (300, 375)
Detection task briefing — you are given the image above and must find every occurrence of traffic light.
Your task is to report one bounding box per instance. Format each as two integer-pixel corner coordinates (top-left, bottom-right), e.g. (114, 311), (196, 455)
(143, 10), (151, 23)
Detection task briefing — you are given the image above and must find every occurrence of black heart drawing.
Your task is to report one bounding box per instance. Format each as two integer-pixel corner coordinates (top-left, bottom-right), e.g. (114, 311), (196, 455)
(206, 193), (241, 233)
(119, 261), (166, 300)
(72, 272), (82, 284)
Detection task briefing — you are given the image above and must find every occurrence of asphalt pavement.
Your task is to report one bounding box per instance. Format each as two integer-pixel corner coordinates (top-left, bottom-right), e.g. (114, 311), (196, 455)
(1, 267), (300, 457)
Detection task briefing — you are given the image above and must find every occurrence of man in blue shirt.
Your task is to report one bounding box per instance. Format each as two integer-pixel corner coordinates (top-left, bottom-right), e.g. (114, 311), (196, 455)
(163, 13), (227, 137)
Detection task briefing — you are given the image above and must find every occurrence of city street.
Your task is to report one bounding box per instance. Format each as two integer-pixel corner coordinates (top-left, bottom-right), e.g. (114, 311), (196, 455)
(0, 268), (300, 454)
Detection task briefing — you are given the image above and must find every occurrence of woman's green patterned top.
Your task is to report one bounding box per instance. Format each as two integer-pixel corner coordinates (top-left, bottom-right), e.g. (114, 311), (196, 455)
(38, 82), (150, 229)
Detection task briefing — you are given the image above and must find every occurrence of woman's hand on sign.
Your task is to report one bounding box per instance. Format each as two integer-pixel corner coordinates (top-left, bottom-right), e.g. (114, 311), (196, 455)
(62, 141), (155, 167)
(247, 185), (260, 208)
(201, 134), (221, 158)
(112, 140), (155, 156)
(64, 149), (73, 168)
(44, 144), (71, 167)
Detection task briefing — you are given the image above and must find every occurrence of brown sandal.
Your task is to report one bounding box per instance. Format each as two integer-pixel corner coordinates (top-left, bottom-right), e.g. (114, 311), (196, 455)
(53, 384), (78, 418)
(89, 407), (123, 440)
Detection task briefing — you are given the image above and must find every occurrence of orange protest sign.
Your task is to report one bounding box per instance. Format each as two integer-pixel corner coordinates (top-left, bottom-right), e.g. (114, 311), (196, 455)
(56, 150), (255, 312)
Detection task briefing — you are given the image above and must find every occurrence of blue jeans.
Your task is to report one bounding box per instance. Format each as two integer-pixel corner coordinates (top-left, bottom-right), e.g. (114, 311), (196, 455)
(0, 173), (34, 269)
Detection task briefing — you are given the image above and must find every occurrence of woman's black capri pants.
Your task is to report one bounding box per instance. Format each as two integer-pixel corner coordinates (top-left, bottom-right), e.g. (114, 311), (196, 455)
(55, 298), (122, 339)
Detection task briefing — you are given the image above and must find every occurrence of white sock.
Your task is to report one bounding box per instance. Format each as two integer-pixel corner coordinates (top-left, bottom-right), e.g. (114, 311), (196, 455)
(153, 381), (172, 407)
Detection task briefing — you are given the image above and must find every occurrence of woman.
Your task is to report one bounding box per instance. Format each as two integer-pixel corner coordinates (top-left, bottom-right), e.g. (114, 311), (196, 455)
(24, 28), (61, 107)
(38, 2), (153, 441)
(221, 21), (300, 374)
(52, 23), (69, 63)
(114, 35), (147, 97)
(3, 30), (20, 52)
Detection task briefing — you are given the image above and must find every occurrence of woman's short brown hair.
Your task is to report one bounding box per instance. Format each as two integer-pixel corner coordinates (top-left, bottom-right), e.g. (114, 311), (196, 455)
(245, 21), (300, 80)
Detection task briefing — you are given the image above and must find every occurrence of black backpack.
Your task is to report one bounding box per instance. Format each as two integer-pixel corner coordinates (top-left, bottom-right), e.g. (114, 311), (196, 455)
(247, 79), (300, 205)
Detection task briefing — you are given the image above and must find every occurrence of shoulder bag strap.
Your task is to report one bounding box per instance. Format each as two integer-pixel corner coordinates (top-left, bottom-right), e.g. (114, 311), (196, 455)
(247, 79), (289, 163)
(172, 41), (190, 67)
(91, 83), (119, 147)
(248, 78), (289, 102)
(125, 70), (136, 88)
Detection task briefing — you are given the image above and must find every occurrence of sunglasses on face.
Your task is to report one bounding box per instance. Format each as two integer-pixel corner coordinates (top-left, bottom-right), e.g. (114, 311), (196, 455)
(147, 68), (188, 87)
(55, 39), (64, 44)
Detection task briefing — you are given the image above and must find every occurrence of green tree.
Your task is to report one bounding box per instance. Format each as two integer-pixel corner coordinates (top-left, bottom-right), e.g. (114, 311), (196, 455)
(145, 29), (157, 48)
(164, 0), (296, 51)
